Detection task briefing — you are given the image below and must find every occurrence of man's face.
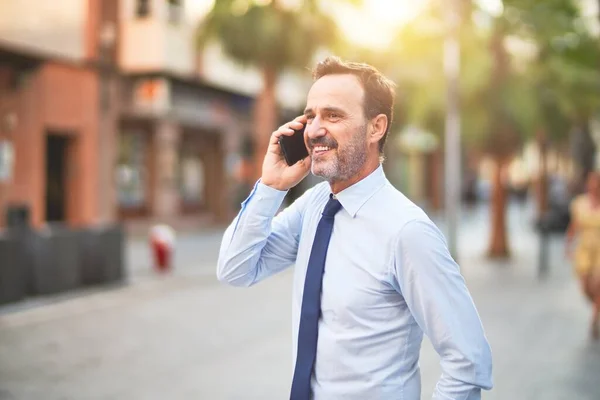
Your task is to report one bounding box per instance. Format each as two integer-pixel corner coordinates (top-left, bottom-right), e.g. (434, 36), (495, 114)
(303, 74), (369, 183)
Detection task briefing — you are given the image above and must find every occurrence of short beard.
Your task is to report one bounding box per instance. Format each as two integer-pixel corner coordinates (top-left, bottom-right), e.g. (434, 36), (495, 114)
(311, 125), (368, 183)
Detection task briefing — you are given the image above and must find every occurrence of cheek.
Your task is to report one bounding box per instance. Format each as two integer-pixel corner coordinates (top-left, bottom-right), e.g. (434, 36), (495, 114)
(330, 125), (355, 145)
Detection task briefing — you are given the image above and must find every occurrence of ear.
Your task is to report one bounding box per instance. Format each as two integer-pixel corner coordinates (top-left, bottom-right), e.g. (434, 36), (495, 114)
(368, 114), (388, 145)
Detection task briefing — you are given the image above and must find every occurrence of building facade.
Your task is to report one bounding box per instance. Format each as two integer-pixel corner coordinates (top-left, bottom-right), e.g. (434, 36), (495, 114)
(0, 0), (119, 228)
(117, 0), (252, 230)
(0, 0), (309, 231)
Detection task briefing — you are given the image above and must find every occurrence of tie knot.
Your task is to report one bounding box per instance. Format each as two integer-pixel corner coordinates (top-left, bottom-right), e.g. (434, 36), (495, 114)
(322, 196), (342, 218)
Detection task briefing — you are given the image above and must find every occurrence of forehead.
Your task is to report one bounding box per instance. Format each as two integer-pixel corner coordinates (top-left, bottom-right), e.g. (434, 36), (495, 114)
(306, 74), (364, 112)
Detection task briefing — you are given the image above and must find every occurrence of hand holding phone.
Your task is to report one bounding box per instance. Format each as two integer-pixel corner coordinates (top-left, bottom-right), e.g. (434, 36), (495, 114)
(279, 126), (309, 166)
(260, 116), (310, 191)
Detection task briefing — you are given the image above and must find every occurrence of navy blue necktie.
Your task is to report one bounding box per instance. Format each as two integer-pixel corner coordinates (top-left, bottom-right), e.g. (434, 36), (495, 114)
(290, 195), (342, 400)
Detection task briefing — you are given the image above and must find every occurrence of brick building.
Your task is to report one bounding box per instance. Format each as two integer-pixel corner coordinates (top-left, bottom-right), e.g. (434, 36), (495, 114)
(0, 0), (119, 228)
(0, 0), (308, 231)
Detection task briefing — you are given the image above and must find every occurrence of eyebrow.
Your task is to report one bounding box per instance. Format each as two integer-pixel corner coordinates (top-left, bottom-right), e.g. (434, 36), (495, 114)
(303, 106), (347, 116)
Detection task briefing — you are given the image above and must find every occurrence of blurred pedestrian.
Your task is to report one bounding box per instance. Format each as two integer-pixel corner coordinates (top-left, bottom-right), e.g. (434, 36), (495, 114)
(217, 57), (493, 399)
(566, 171), (600, 339)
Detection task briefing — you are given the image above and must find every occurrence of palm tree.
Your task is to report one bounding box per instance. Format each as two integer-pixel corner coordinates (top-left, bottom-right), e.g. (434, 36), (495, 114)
(196, 0), (342, 176)
(381, 0), (600, 259)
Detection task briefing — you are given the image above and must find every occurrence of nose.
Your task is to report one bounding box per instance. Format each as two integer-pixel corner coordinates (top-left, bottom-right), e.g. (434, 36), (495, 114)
(306, 116), (326, 140)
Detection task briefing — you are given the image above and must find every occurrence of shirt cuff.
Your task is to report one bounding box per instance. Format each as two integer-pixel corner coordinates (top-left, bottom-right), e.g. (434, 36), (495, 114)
(240, 180), (288, 217)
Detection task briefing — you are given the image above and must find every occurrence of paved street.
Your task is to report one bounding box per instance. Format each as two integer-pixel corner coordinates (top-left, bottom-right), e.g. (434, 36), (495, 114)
(1, 201), (599, 399)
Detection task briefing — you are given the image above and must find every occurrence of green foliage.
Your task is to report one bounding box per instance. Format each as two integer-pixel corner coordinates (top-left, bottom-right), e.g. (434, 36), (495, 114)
(366, 0), (600, 153)
(196, 0), (600, 157)
(197, 0), (341, 73)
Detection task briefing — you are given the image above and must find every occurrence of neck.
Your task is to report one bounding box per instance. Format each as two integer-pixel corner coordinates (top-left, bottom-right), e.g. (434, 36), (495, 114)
(329, 156), (380, 194)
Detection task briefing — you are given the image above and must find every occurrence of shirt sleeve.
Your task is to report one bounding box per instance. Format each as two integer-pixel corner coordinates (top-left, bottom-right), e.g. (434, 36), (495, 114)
(216, 180), (312, 287)
(392, 219), (493, 400)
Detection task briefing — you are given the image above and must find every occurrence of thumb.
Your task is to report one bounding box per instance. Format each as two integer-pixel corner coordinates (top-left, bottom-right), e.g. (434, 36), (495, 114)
(295, 156), (311, 171)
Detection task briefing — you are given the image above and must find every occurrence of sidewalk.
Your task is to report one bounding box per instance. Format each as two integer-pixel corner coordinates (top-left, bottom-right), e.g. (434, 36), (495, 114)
(0, 200), (598, 400)
(126, 226), (225, 282)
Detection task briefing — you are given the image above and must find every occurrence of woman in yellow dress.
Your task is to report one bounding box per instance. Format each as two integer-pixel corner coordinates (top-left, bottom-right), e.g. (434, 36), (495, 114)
(566, 171), (600, 339)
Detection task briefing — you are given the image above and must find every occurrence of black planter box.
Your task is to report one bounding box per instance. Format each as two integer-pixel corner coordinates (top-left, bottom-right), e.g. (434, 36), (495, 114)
(0, 233), (26, 304)
(0, 223), (126, 304)
(30, 226), (82, 296)
(103, 225), (125, 283)
(79, 224), (125, 285)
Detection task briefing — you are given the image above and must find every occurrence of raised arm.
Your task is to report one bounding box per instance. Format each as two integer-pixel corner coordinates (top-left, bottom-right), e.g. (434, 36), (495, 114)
(217, 114), (311, 287)
(217, 182), (313, 286)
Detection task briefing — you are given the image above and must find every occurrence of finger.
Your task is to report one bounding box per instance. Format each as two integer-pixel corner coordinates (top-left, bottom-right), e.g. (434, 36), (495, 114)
(293, 114), (308, 123)
(291, 156), (311, 171)
(269, 128), (294, 148)
(288, 116), (307, 131)
(269, 116), (306, 147)
(295, 159), (311, 176)
(278, 116), (306, 132)
(288, 120), (304, 130)
(278, 117), (304, 132)
(267, 137), (283, 156)
(278, 115), (305, 129)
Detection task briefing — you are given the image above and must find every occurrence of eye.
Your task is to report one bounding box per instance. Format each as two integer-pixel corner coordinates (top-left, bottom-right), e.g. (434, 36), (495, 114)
(328, 112), (341, 120)
(305, 114), (315, 122)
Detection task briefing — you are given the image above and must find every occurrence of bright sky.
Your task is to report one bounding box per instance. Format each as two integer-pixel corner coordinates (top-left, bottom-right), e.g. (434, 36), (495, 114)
(333, 0), (509, 49)
(186, 0), (430, 49)
(330, 0), (428, 49)
(185, 0), (594, 49)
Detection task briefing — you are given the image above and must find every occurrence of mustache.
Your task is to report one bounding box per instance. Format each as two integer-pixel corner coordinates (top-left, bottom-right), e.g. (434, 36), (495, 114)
(308, 137), (338, 150)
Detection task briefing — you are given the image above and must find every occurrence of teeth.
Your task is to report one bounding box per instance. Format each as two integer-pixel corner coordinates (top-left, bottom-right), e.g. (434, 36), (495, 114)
(314, 146), (330, 152)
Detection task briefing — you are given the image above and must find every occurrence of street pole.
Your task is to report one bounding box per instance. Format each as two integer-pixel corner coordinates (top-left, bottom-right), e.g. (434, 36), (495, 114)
(444, 2), (461, 260)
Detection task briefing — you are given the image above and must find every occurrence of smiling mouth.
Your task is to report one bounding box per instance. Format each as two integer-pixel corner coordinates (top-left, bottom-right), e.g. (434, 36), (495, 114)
(312, 146), (332, 156)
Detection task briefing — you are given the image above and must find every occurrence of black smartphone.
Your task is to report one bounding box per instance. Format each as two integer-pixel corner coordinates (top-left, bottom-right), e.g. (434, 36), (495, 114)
(279, 126), (309, 166)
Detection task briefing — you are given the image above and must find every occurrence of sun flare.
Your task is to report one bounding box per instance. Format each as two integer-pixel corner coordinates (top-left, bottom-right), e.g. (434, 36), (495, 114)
(335, 0), (428, 50)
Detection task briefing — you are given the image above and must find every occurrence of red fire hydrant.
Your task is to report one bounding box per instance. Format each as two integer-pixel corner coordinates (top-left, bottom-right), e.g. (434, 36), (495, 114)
(150, 224), (176, 273)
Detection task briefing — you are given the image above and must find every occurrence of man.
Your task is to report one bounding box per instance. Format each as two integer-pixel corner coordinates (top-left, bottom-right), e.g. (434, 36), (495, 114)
(217, 57), (493, 400)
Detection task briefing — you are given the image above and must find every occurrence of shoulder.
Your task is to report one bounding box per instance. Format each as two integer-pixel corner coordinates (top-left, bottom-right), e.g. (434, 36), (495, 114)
(358, 182), (442, 248)
(371, 182), (432, 228)
(373, 185), (447, 249)
(397, 218), (446, 248)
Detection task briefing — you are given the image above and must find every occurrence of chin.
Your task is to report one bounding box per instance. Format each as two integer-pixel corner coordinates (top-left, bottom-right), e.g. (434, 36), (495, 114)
(312, 165), (338, 182)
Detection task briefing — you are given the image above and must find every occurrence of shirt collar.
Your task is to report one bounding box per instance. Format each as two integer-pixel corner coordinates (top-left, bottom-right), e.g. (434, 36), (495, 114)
(334, 165), (387, 217)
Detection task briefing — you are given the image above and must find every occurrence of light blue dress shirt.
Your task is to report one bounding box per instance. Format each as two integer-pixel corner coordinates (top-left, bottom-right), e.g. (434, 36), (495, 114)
(217, 165), (493, 400)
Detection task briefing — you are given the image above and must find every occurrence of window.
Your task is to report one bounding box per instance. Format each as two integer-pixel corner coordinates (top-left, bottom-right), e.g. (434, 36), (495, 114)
(178, 146), (205, 205)
(136, 0), (150, 18)
(116, 131), (148, 208)
(167, 0), (182, 24)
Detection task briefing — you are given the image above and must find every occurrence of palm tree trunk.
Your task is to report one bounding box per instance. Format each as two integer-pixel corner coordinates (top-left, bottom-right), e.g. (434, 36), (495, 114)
(486, 21), (512, 260)
(253, 66), (278, 179)
(488, 156), (510, 258)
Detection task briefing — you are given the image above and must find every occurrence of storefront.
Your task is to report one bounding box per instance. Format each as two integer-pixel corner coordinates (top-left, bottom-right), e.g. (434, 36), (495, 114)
(117, 74), (252, 229)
